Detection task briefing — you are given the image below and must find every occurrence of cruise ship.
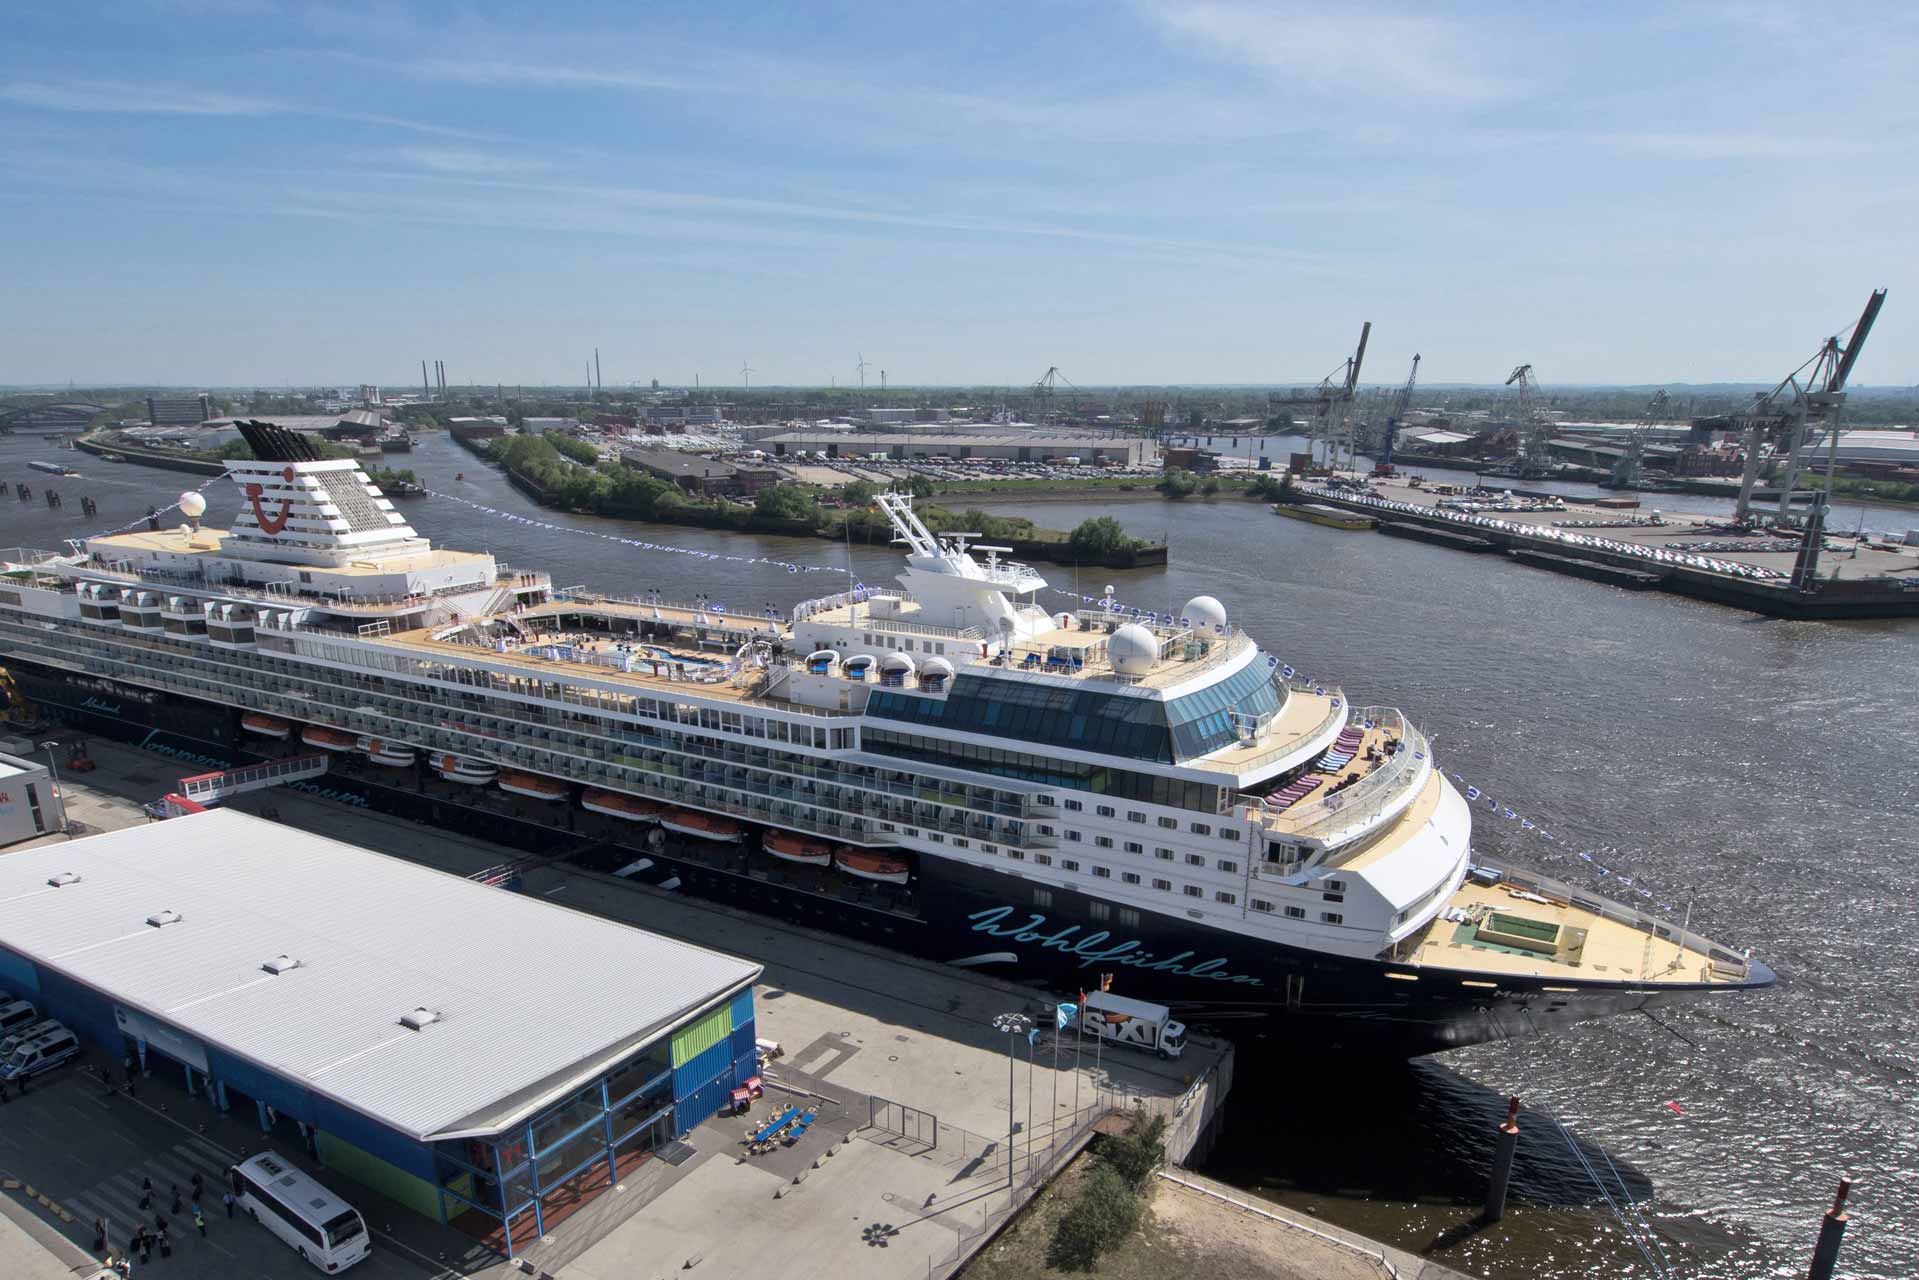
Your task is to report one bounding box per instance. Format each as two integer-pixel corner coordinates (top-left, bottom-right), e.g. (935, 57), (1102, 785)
(0, 425), (1773, 1053)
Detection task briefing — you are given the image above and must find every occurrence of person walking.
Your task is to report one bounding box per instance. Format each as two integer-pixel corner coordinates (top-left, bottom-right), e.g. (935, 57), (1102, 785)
(138, 1227), (152, 1266)
(168, 1183), (180, 1216)
(157, 1221), (171, 1260)
(92, 1216), (107, 1253)
(138, 1177), (152, 1211)
(192, 1206), (206, 1239)
(190, 1172), (203, 1202)
(221, 1189), (234, 1219)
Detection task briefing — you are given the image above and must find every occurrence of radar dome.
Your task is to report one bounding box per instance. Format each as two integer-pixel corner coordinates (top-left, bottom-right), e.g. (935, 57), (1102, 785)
(178, 492), (207, 519)
(1183, 595), (1227, 631)
(1108, 623), (1159, 676)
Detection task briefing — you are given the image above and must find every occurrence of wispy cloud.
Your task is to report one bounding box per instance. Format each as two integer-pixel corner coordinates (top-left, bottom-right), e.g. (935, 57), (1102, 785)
(388, 146), (546, 175)
(0, 79), (279, 116)
(1142, 2), (1515, 105)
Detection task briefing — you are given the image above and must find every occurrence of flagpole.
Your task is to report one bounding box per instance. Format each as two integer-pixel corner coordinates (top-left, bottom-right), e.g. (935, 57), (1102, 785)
(1073, 991), (1084, 1117)
(1051, 1005), (1061, 1131)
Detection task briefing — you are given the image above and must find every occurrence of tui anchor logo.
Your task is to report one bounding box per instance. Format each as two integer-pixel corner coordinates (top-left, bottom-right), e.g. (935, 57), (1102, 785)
(244, 466), (297, 535)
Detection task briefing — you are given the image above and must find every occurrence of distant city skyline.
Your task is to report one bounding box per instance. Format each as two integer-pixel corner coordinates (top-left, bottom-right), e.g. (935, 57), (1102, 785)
(1, 3), (1913, 388)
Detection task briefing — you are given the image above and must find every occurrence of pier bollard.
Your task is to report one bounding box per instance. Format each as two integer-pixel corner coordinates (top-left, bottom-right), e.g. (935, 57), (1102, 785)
(1482, 1096), (1520, 1224)
(1806, 1176), (1852, 1280)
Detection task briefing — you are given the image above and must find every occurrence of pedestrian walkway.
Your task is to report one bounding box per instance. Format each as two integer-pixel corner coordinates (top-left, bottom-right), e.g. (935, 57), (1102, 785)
(61, 1134), (234, 1268)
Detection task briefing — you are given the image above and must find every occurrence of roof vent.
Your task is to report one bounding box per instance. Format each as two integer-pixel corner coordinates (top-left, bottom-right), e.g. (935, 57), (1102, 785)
(262, 955), (301, 975)
(46, 872), (81, 888)
(399, 1007), (441, 1031)
(145, 910), (182, 928)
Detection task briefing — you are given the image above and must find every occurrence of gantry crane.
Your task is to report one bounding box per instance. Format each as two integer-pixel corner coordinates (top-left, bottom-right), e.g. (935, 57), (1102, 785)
(1376, 353), (1420, 474)
(1612, 389), (1671, 488)
(1733, 289), (1887, 529)
(1267, 322), (1371, 469)
(1504, 364), (1555, 477)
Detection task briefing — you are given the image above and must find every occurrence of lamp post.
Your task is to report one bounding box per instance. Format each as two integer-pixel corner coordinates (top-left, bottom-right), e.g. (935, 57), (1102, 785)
(992, 1012), (1032, 1191)
(39, 741), (68, 837)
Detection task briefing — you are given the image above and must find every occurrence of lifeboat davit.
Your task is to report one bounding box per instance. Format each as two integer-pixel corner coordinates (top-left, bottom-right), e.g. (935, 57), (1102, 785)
(432, 753), (498, 785)
(301, 725), (358, 752)
(582, 788), (662, 822)
(834, 850), (912, 885)
(661, 808), (744, 842)
(241, 713), (291, 739)
(499, 770), (567, 801)
(360, 738), (417, 767)
(761, 830), (833, 867)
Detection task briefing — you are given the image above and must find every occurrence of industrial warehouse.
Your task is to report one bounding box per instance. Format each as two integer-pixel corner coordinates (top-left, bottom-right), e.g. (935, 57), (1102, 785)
(0, 809), (762, 1256)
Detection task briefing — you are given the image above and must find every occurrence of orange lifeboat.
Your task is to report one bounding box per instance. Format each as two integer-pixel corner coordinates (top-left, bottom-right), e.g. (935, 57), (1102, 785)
(660, 808), (744, 842)
(498, 770), (567, 801)
(300, 725), (358, 752)
(761, 830), (833, 867)
(241, 713), (291, 739)
(582, 788), (663, 822)
(834, 850), (912, 885)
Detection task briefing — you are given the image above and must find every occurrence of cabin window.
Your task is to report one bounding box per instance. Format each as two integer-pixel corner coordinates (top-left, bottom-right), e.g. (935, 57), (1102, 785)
(1034, 854), (1052, 865)
(1088, 902), (1110, 921)
(1321, 912), (1343, 925)
(1061, 860), (1080, 872)
(1092, 866), (1111, 879)
(1095, 836), (1114, 849)
(1096, 804), (1116, 818)
(1155, 848), (1175, 861)
(1183, 885), (1203, 898)
(1216, 891), (1237, 905)
(1186, 854), (1206, 868)
(1124, 841), (1143, 854)
(1251, 899), (1275, 913)
(1284, 906), (1306, 919)
(1127, 810), (1146, 823)
(1190, 822), (1212, 836)
(1032, 888), (1053, 908)
(1217, 860), (1239, 874)
(1152, 879), (1172, 892)
(1121, 873), (1142, 886)
(1119, 907), (1140, 928)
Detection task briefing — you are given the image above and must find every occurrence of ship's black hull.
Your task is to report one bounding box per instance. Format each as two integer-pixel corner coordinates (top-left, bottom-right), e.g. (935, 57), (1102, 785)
(8, 659), (1771, 1055)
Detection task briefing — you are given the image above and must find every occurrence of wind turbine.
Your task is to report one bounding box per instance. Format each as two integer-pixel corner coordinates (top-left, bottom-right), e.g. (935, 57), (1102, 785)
(740, 362), (754, 389)
(855, 352), (870, 391)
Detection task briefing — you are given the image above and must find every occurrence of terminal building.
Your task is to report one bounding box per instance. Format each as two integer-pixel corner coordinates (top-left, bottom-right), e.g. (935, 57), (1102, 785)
(758, 429), (1155, 466)
(0, 809), (762, 1255)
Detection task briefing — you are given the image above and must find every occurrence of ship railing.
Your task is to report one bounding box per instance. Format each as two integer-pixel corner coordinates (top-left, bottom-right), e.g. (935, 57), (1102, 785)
(862, 616), (984, 641)
(547, 589), (787, 627)
(790, 586), (909, 622)
(1474, 858), (1753, 982)
(1247, 713), (1425, 842)
(1224, 685), (1347, 773)
(1074, 606), (1241, 643)
(0, 546), (72, 569)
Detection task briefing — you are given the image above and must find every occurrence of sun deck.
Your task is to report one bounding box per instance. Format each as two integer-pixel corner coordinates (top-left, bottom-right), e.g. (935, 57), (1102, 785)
(1402, 876), (1753, 986)
(377, 625), (785, 706)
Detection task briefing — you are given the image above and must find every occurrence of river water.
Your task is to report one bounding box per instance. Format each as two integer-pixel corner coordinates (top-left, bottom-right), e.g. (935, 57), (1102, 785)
(4, 433), (1915, 1279)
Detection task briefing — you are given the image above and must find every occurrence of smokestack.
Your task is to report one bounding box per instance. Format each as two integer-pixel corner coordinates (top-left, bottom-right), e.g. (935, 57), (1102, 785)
(422, 360), (430, 400)
(595, 347), (602, 391)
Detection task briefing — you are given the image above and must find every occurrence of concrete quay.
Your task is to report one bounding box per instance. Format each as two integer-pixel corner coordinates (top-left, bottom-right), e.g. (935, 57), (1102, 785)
(1, 737), (1295, 1280)
(1297, 475), (1919, 618)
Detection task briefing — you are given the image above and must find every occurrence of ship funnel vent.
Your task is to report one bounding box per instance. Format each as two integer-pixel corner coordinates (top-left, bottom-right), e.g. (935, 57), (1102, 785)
(262, 955), (301, 975)
(145, 910), (182, 928)
(399, 1007), (441, 1031)
(46, 872), (81, 888)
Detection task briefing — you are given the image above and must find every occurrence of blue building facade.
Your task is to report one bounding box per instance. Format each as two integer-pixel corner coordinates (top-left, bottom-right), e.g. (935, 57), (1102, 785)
(0, 937), (756, 1258)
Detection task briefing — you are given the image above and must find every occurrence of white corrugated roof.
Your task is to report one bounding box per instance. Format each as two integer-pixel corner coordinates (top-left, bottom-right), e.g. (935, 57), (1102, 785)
(0, 810), (759, 1141)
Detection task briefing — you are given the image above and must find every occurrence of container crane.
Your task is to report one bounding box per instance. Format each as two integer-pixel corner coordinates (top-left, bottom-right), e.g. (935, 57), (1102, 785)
(1376, 353), (1420, 475)
(1505, 364), (1555, 477)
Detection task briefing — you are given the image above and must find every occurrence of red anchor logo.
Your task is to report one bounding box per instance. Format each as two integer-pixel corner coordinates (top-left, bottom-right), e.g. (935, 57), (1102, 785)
(245, 466), (297, 536)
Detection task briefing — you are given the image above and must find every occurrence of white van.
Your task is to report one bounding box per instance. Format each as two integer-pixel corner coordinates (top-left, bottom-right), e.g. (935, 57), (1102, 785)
(0, 1000), (40, 1035)
(0, 1027), (78, 1081)
(0, 1017), (62, 1059)
(230, 1152), (370, 1273)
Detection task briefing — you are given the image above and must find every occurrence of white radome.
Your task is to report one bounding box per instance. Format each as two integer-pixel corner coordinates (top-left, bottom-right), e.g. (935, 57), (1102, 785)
(1108, 623), (1160, 675)
(1183, 595), (1227, 631)
(178, 492), (207, 519)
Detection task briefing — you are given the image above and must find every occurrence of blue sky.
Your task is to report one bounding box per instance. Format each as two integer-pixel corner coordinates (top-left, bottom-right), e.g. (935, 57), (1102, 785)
(2, 1), (1913, 388)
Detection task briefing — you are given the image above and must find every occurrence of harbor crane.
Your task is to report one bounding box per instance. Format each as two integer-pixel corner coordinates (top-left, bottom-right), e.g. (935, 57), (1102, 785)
(1267, 322), (1371, 468)
(1732, 288), (1886, 530)
(1376, 353), (1420, 474)
(1505, 364), (1555, 476)
(1612, 389), (1671, 488)
(1029, 366), (1077, 423)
